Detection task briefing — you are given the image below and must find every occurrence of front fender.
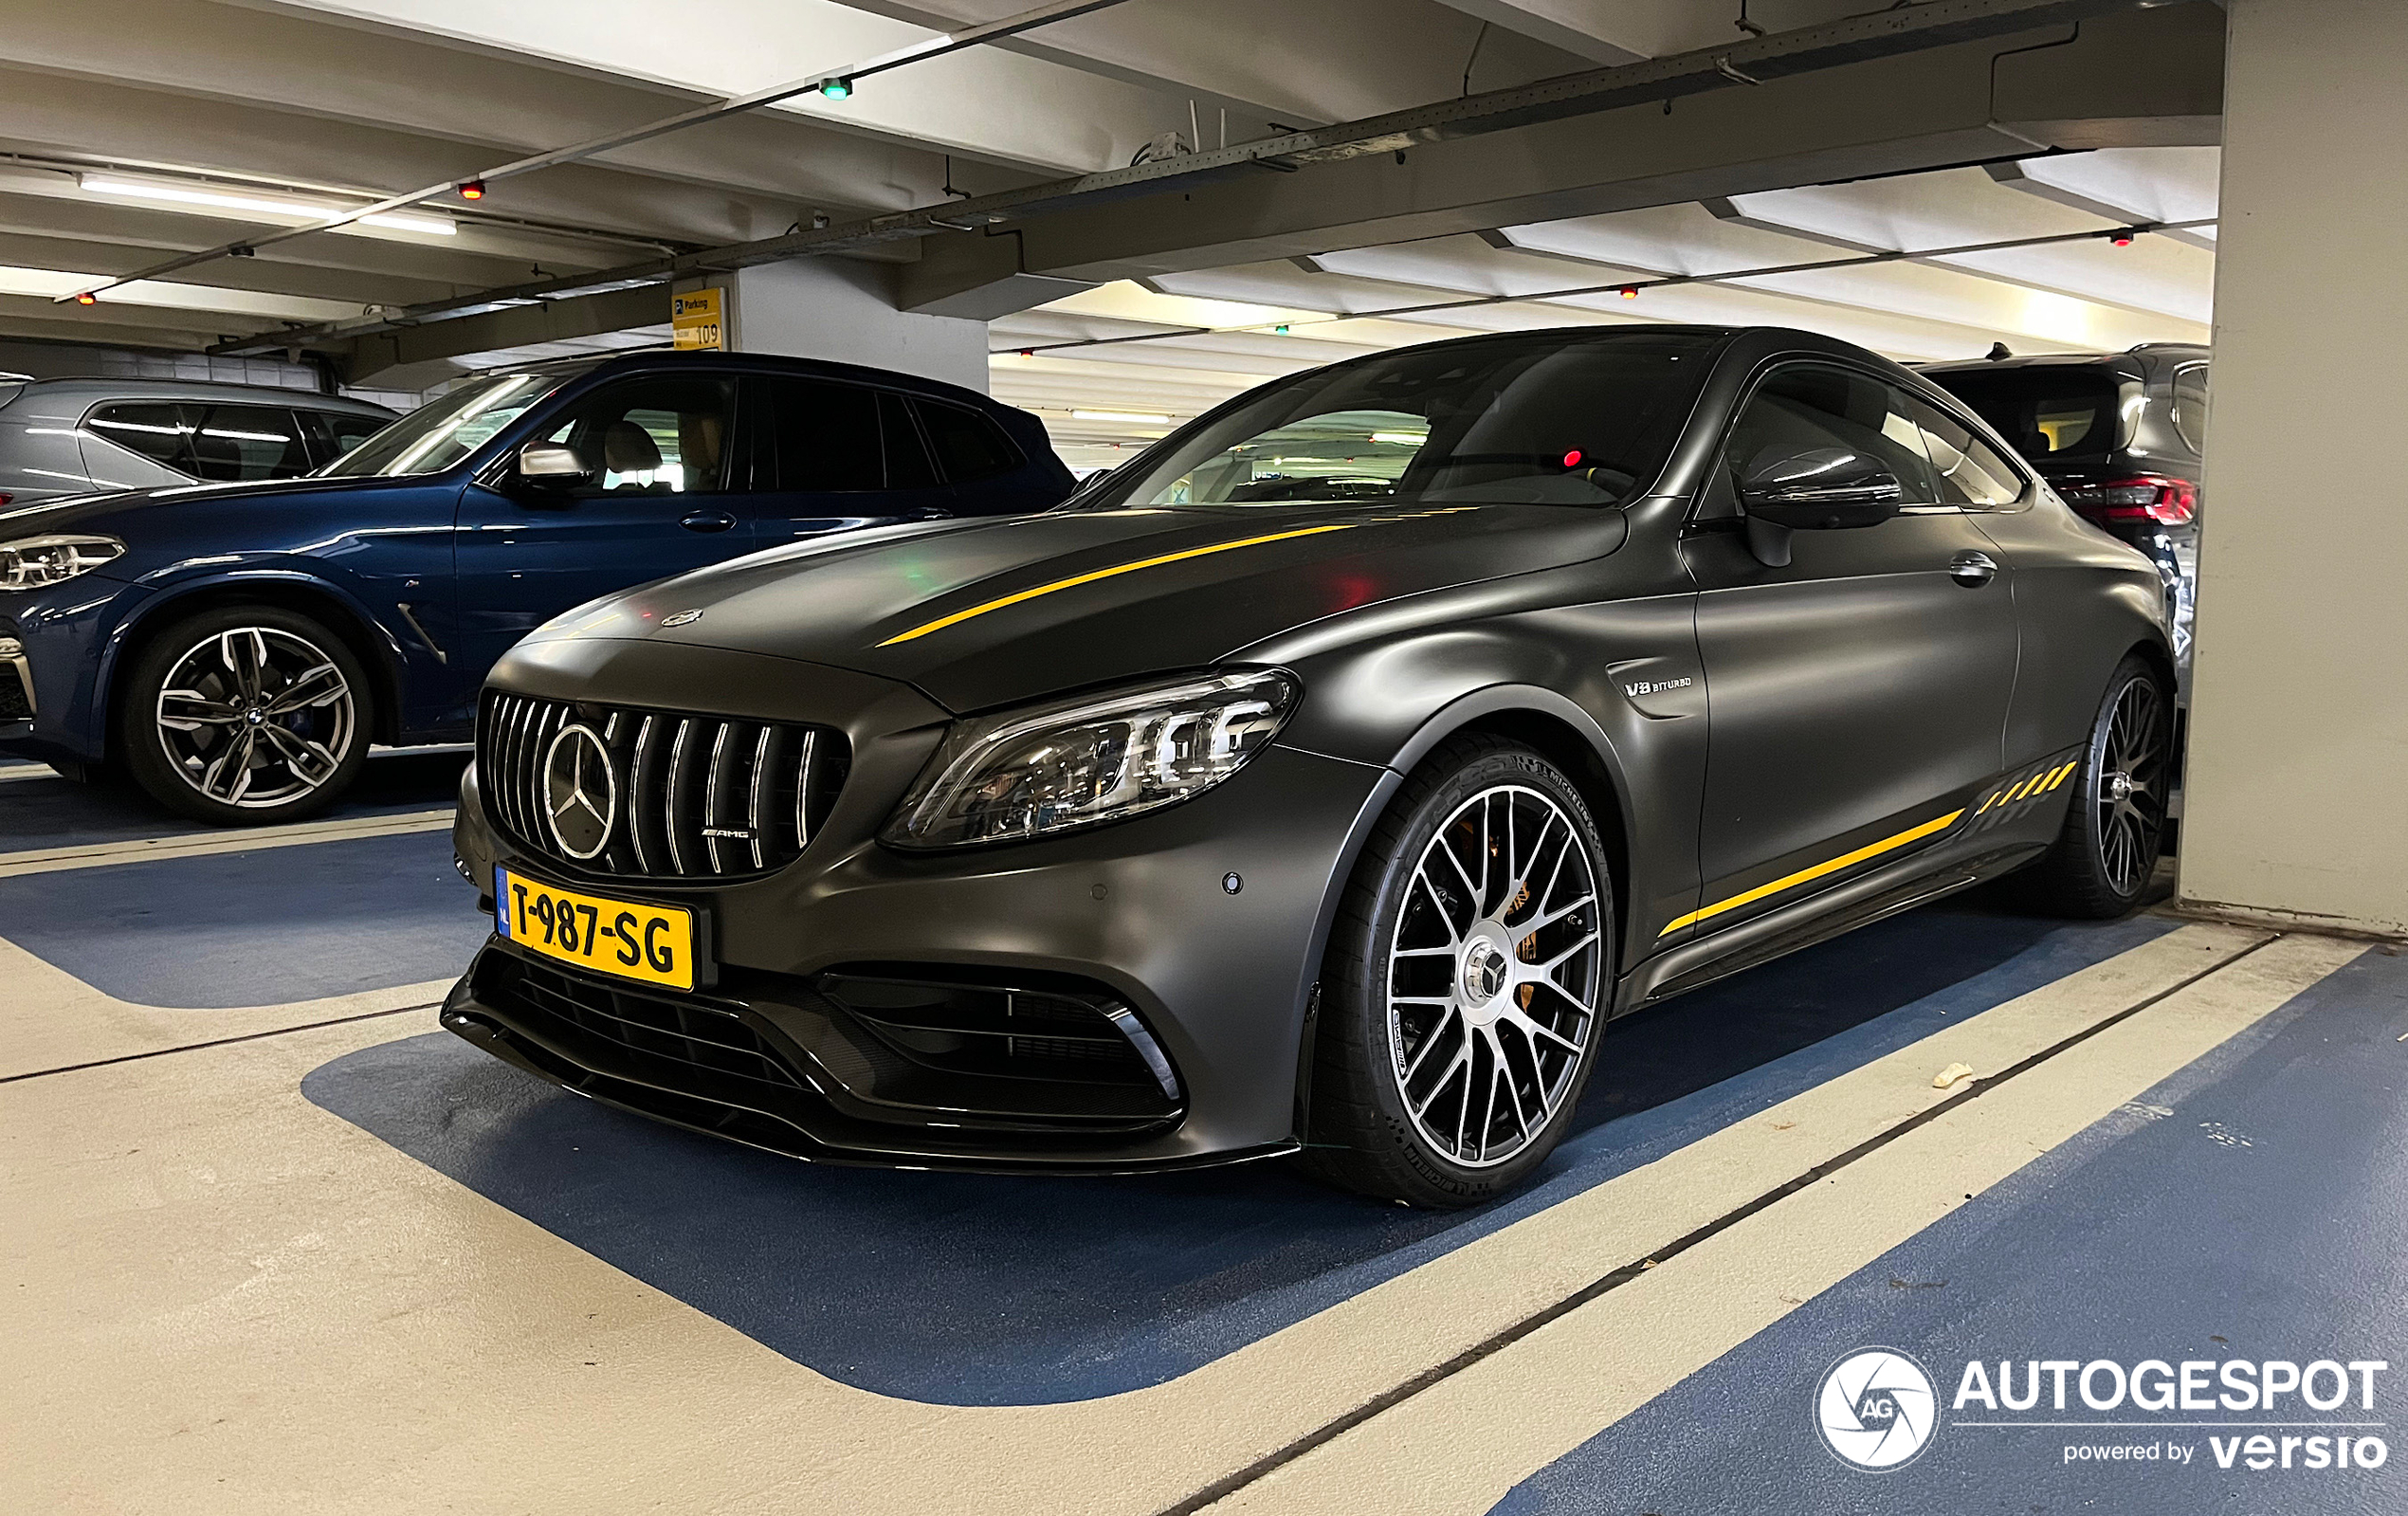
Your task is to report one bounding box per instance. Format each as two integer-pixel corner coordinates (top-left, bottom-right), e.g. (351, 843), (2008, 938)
(93, 566), (412, 748)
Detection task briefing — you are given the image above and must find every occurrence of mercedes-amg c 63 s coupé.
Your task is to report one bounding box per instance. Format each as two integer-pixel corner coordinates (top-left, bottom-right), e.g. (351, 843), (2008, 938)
(444, 325), (2176, 1207)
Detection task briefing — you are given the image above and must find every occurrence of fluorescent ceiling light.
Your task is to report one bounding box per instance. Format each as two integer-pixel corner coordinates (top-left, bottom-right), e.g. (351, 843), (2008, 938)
(1072, 410), (1171, 424)
(1369, 431), (1428, 445)
(80, 175), (456, 237)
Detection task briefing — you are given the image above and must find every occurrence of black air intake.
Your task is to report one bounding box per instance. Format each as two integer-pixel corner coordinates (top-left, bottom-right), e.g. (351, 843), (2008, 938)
(479, 691), (848, 882)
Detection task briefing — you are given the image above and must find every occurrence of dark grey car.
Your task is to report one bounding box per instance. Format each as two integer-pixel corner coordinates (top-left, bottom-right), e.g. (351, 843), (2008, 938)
(0, 376), (395, 508)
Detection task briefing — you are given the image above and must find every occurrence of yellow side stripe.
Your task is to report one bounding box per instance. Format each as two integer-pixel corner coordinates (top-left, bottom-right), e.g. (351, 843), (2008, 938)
(1658, 809), (1966, 937)
(1976, 790), (2002, 815)
(2044, 760), (2079, 791)
(875, 523), (1359, 647)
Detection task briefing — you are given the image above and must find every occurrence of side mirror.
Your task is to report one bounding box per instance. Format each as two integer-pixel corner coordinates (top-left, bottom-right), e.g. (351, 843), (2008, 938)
(1738, 446), (1903, 530)
(514, 442), (593, 494)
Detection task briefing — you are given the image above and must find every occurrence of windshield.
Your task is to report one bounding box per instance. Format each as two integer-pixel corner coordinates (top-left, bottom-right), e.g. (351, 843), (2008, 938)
(1081, 331), (1724, 513)
(316, 370), (569, 478)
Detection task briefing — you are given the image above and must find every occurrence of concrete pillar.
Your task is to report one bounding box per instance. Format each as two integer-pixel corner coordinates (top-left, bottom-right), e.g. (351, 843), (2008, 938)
(720, 257), (991, 394)
(2178, 0), (2408, 937)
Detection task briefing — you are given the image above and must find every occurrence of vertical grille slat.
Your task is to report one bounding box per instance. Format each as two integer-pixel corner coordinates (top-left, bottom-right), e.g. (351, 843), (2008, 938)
(477, 693), (845, 885)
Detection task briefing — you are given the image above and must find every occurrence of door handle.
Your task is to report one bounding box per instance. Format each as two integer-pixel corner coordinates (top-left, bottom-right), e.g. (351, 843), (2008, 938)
(680, 511), (738, 534)
(1949, 550), (1999, 587)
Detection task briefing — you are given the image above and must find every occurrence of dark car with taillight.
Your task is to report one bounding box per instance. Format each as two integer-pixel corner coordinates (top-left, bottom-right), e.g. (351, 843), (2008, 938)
(1923, 343), (2207, 683)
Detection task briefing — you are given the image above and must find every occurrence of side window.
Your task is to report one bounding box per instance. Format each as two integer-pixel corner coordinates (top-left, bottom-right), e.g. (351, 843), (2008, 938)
(296, 410), (389, 469)
(916, 400), (1022, 484)
(85, 403), (196, 473)
(187, 404), (313, 482)
(542, 375), (736, 496)
(880, 393), (939, 490)
(759, 378), (882, 491)
(2171, 363), (2211, 454)
(1906, 396), (2025, 509)
(1724, 365), (1939, 505)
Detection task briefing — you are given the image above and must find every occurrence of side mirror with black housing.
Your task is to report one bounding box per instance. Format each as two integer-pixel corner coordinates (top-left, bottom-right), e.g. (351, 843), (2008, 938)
(1734, 445), (1904, 567)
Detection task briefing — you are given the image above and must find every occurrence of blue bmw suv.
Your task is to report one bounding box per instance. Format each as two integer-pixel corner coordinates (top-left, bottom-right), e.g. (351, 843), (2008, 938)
(0, 352), (1075, 823)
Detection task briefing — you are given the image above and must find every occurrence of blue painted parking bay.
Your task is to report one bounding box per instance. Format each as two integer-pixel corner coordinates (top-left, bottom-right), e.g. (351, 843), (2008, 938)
(4, 762), (2399, 1516)
(303, 901), (2175, 1405)
(1493, 942), (2408, 1516)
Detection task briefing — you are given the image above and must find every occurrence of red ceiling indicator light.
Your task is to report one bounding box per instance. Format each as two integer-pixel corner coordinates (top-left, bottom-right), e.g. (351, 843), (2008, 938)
(1561, 448), (1583, 468)
(2109, 228), (2136, 247)
(73, 290), (98, 306)
(1618, 285), (1639, 300)
(457, 179), (487, 201)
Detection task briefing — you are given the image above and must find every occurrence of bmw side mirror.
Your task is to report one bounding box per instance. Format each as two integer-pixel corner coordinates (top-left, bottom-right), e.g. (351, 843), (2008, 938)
(514, 442), (593, 499)
(1738, 446), (1903, 530)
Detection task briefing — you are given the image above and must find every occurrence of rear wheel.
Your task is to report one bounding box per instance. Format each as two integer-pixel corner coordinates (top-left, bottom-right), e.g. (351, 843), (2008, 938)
(119, 606), (374, 825)
(2025, 653), (2173, 917)
(1299, 737), (1613, 1207)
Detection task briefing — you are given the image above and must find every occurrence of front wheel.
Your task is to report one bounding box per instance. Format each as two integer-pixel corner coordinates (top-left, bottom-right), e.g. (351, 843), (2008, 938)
(1299, 737), (1614, 1208)
(2025, 653), (2174, 918)
(119, 606), (374, 825)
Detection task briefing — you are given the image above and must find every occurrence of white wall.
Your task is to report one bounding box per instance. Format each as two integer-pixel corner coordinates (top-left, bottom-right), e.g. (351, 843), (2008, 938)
(2178, 0), (2408, 937)
(727, 258), (989, 395)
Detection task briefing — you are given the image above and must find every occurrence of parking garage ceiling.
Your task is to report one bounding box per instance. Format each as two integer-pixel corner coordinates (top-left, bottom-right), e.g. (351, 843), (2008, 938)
(0, 0), (2221, 464)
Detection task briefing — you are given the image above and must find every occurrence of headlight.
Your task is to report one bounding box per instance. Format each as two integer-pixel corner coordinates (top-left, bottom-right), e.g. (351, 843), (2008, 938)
(883, 668), (1300, 849)
(0, 536), (125, 591)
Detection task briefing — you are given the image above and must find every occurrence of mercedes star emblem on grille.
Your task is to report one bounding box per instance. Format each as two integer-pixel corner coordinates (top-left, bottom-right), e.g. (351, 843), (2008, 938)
(543, 723), (617, 861)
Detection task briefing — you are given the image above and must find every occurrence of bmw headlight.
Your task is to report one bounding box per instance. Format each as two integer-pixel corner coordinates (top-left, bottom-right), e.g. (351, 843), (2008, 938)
(0, 536), (125, 592)
(884, 668), (1300, 849)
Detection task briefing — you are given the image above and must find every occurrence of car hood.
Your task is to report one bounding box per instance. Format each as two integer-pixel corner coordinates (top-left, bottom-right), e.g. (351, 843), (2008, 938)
(521, 501), (1631, 714)
(0, 476), (375, 537)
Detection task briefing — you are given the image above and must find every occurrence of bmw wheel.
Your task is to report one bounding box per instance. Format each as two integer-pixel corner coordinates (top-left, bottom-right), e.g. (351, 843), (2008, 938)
(1300, 736), (1613, 1207)
(2025, 653), (2173, 918)
(120, 606), (374, 825)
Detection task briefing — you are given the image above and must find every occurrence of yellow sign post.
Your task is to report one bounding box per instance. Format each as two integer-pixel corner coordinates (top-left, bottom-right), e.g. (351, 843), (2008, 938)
(671, 287), (725, 351)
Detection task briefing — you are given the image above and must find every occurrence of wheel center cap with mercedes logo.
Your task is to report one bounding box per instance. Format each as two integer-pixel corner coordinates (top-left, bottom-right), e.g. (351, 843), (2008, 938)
(543, 723), (617, 861)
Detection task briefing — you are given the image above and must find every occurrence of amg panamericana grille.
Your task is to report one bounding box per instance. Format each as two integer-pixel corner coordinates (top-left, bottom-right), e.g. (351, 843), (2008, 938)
(479, 690), (847, 881)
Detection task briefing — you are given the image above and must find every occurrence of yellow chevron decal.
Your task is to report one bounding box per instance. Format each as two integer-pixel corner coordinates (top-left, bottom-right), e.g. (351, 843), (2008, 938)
(2044, 760), (2079, 791)
(1659, 808), (1966, 937)
(875, 523), (1359, 647)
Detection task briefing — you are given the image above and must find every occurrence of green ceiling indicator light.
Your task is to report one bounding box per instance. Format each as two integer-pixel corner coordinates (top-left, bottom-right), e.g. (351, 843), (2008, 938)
(819, 77), (855, 100)
(1273, 323), (1290, 335)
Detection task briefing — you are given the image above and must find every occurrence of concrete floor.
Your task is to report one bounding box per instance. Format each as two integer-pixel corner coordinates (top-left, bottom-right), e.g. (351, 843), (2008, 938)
(2, 756), (2399, 1514)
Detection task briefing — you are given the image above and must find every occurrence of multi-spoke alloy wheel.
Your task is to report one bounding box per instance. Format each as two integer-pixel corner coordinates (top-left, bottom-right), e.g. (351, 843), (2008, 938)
(1300, 737), (1614, 1207)
(1387, 784), (1603, 1167)
(121, 609), (373, 824)
(2026, 653), (2173, 919)
(2093, 674), (2167, 898)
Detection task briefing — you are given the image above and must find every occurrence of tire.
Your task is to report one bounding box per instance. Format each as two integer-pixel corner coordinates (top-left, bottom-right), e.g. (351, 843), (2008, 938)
(1298, 736), (1614, 1208)
(119, 605), (374, 825)
(2023, 653), (2174, 918)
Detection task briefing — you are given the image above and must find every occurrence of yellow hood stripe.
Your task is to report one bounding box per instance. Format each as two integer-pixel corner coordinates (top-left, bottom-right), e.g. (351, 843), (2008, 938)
(1659, 808), (1966, 937)
(875, 523), (1359, 648)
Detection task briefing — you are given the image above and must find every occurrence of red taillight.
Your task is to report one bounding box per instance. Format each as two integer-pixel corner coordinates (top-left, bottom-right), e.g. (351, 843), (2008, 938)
(2060, 475), (2196, 525)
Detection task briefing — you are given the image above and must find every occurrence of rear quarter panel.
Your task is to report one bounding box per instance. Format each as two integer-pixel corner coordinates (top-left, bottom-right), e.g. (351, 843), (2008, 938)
(1976, 499), (2170, 760)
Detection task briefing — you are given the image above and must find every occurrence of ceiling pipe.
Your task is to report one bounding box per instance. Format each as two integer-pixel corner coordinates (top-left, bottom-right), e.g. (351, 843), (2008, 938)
(63, 0), (1139, 307)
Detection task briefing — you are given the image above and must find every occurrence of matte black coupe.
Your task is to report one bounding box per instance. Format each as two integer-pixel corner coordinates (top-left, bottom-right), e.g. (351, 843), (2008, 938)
(444, 326), (2174, 1207)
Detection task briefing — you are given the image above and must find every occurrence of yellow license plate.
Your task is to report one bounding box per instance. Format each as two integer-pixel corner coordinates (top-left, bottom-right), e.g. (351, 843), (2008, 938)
(494, 867), (697, 992)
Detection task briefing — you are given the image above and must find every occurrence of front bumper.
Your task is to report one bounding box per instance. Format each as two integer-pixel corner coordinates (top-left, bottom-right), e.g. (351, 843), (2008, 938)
(447, 638), (1396, 1172)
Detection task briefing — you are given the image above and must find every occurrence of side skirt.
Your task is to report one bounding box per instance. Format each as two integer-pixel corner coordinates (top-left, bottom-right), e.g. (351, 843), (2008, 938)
(1610, 840), (2045, 1015)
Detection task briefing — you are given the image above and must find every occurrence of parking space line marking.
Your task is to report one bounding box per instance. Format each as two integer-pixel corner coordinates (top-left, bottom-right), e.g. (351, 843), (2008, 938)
(0, 808), (453, 878)
(1192, 931), (2369, 1515)
(1158, 929), (2282, 1515)
(0, 999), (444, 1086)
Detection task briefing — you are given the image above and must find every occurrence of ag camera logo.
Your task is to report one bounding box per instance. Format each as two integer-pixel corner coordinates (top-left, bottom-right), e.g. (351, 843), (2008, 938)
(1817, 1348), (1940, 1470)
